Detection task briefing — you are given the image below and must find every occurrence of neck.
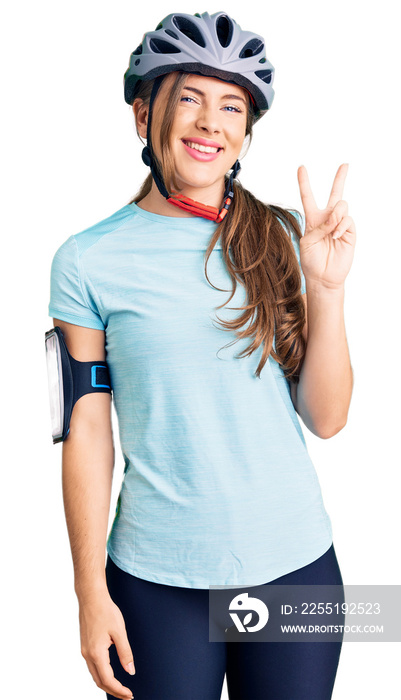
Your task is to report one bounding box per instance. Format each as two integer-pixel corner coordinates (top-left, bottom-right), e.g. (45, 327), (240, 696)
(136, 179), (226, 218)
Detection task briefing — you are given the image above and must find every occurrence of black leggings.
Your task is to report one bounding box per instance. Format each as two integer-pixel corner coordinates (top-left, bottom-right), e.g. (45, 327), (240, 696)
(105, 543), (344, 699)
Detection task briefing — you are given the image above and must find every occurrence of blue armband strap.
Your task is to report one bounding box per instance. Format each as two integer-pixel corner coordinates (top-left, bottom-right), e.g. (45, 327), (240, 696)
(45, 326), (112, 444)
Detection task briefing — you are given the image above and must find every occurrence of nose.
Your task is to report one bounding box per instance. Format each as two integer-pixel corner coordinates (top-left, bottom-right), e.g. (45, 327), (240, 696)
(195, 105), (222, 135)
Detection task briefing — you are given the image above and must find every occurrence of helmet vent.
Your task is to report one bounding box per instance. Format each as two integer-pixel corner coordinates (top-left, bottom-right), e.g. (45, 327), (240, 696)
(255, 69), (273, 84)
(239, 39), (264, 59)
(172, 16), (206, 47)
(165, 29), (179, 40)
(132, 44), (143, 56)
(149, 38), (181, 54)
(216, 15), (234, 48)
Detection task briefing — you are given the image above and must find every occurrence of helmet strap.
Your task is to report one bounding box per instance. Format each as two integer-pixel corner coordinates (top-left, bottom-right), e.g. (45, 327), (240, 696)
(141, 75), (169, 198)
(140, 74), (241, 223)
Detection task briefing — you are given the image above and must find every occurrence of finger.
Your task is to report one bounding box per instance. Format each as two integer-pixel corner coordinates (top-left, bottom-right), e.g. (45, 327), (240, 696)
(92, 652), (134, 700)
(332, 215), (355, 239)
(327, 163), (348, 209)
(297, 165), (318, 219)
(303, 210), (343, 245)
(112, 627), (136, 676)
(87, 657), (133, 699)
(86, 658), (104, 689)
(328, 199), (348, 224)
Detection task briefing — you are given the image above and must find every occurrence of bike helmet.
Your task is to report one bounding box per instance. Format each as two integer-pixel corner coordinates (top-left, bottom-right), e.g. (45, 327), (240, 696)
(124, 11), (275, 121)
(123, 11), (276, 222)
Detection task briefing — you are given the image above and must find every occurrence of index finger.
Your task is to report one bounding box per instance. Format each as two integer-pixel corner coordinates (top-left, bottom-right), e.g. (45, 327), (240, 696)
(327, 163), (348, 209)
(297, 165), (318, 219)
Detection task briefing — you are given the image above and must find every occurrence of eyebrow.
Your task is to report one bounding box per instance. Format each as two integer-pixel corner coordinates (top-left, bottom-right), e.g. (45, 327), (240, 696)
(182, 86), (248, 106)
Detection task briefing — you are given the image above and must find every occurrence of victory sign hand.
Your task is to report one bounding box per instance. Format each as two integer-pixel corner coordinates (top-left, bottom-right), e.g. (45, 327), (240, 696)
(297, 163), (356, 290)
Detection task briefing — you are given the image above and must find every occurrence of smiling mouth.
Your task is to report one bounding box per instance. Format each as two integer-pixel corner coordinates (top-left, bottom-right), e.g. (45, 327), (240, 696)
(182, 139), (223, 154)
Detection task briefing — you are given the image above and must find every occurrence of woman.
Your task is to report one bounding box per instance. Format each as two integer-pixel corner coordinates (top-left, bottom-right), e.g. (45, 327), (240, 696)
(47, 11), (356, 700)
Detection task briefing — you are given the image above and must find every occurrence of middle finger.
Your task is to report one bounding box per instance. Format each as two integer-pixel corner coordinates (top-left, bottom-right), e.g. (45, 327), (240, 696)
(327, 164), (348, 209)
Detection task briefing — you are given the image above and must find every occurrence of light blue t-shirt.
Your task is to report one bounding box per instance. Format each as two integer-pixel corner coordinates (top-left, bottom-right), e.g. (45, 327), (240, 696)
(48, 202), (333, 588)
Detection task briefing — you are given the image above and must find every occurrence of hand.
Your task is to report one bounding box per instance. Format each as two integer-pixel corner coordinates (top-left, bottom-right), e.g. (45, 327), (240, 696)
(297, 163), (356, 290)
(79, 593), (135, 700)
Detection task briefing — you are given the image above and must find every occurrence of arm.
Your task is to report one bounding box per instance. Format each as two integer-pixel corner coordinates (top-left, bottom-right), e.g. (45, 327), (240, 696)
(289, 286), (354, 439)
(53, 319), (135, 700)
(290, 163), (356, 439)
(54, 319), (114, 601)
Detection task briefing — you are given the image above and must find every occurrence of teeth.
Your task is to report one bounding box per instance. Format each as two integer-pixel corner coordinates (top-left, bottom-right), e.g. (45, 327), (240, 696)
(184, 140), (220, 154)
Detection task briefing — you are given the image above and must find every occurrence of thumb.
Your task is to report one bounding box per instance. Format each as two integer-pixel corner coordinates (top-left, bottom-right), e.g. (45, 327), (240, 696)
(112, 628), (136, 675)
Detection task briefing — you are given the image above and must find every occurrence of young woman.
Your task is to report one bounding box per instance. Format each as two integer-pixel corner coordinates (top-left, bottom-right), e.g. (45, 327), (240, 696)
(48, 11), (356, 700)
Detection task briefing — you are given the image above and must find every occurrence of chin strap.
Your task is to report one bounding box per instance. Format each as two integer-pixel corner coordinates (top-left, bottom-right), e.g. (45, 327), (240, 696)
(141, 75), (241, 223)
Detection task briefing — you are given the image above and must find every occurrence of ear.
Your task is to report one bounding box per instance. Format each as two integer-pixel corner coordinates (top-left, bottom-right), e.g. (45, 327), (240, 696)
(133, 98), (148, 139)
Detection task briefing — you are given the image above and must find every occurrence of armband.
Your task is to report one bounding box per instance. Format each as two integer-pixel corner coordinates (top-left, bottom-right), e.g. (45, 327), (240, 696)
(45, 326), (112, 444)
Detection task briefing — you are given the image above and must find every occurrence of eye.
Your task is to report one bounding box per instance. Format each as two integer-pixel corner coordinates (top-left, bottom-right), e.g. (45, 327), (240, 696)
(223, 104), (242, 113)
(180, 95), (197, 104)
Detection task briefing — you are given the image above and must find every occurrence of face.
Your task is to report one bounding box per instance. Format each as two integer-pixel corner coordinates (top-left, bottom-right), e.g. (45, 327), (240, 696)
(144, 73), (249, 201)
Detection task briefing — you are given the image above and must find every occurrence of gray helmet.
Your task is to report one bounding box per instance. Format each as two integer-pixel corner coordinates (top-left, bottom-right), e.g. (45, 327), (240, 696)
(124, 11), (275, 122)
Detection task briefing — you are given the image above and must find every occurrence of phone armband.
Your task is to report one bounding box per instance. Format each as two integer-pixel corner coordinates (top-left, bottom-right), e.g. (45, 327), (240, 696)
(45, 326), (112, 444)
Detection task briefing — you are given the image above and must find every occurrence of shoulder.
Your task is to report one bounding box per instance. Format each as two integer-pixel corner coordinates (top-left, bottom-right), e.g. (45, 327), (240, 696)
(287, 209), (305, 239)
(270, 207), (305, 250)
(51, 204), (135, 263)
(71, 204), (135, 258)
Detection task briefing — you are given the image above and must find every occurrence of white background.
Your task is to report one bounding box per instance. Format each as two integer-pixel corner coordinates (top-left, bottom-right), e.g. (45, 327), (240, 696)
(2, 1), (400, 698)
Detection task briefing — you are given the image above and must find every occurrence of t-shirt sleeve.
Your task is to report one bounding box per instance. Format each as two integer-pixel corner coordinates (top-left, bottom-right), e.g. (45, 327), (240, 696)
(288, 210), (306, 295)
(48, 235), (105, 330)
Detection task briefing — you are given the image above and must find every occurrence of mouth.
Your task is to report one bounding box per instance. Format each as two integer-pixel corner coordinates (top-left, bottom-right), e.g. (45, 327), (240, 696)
(181, 139), (223, 162)
(181, 139), (223, 154)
